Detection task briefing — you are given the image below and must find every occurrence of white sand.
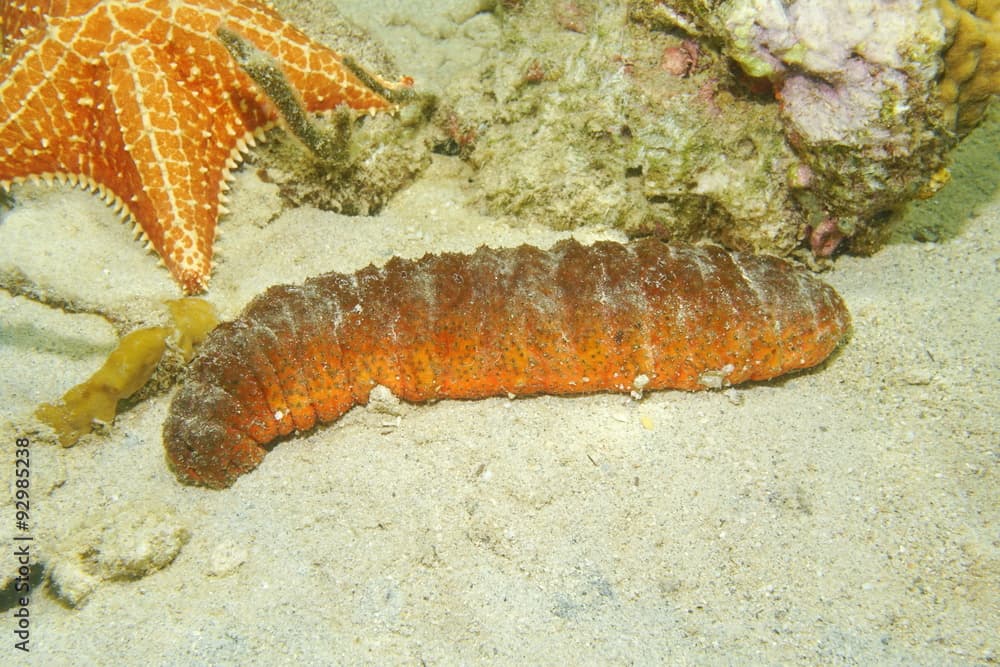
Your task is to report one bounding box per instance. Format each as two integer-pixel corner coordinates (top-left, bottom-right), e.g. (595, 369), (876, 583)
(1, 1), (997, 664)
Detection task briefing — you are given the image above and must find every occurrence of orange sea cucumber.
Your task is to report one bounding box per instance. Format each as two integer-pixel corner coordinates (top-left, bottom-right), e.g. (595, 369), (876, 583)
(164, 239), (850, 488)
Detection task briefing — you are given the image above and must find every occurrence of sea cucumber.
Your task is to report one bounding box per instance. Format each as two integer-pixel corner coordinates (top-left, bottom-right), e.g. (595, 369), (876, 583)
(164, 239), (850, 488)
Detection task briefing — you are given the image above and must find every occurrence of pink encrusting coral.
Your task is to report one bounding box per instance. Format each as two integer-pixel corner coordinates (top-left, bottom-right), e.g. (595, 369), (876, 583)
(714, 0), (950, 250)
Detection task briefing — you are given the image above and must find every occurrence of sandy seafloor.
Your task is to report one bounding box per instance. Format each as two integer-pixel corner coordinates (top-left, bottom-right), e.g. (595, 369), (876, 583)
(1, 1), (998, 665)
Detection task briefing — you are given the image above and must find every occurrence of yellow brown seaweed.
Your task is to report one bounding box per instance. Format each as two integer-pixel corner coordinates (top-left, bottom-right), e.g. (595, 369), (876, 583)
(166, 298), (222, 362)
(36, 298), (219, 446)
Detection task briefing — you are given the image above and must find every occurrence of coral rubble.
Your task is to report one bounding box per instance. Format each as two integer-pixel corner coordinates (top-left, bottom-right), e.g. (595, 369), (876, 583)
(47, 505), (191, 608)
(460, 0), (998, 256)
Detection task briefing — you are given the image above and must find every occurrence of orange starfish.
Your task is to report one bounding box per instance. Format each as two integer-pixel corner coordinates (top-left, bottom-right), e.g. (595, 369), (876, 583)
(0, 0), (407, 293)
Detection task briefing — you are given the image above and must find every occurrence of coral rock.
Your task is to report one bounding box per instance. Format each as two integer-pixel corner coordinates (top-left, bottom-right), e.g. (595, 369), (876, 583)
(47, 505), (191, 608)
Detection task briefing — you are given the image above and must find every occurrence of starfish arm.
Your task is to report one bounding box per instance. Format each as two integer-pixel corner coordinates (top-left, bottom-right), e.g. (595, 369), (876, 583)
(222, 1), (401, 114)
(105, 37), (266, 294)
(0, 22), (148, 225)
(0, 35), (88, 182)
(2, 0), (49, 53)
